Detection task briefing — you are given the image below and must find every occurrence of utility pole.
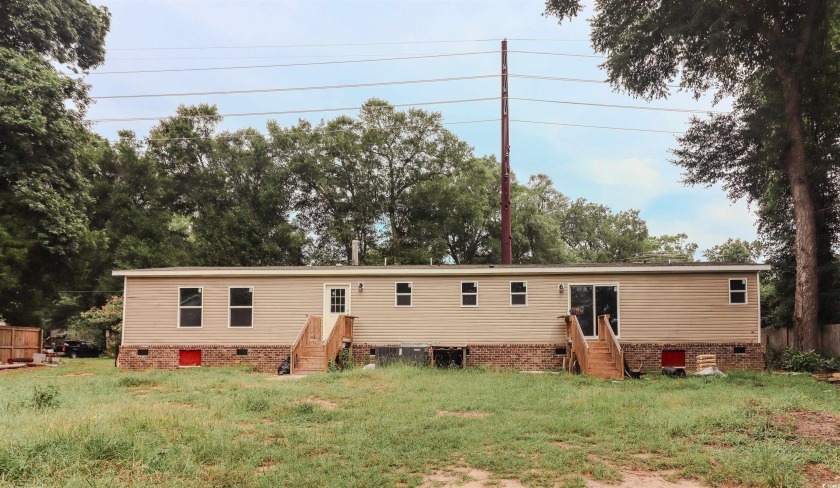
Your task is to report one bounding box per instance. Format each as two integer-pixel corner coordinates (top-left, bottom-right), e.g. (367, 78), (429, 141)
(500, 38), (512, 265)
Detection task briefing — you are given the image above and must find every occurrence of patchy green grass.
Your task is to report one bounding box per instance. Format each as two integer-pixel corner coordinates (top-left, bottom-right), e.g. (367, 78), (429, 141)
(0, 360), (838, 487)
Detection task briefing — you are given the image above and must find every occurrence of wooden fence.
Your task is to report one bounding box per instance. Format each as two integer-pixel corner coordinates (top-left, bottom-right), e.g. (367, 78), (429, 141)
(764, 324), (840, 358)
(0, 326), (43, 363)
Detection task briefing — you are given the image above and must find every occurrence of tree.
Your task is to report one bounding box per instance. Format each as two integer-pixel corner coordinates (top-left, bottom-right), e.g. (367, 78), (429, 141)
(0, 0), (110, 325)
(544, 0), (834, 349)
(193, 128), (305, 265)
(411, 156), (500, 264)
(703, 238), (764, 263)
(511, 174), (577, 263)
(560, 199), (651, 262)
(71, 295), (122, 354)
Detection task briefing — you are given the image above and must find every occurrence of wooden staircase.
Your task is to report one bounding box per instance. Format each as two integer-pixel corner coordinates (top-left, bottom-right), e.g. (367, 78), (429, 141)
(566, 314), (624, 380)
(586, 340), (623, 379)
(290, 314), (355, 375)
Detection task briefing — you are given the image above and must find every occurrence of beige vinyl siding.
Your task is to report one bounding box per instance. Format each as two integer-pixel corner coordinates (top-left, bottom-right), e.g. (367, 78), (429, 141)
(122, 271), (760, 346)
(611, 273), (759, 343)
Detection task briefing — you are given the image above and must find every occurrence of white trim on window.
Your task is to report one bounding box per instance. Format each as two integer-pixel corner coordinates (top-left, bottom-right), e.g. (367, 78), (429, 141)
(729, 277), (748, 305)
(177, 286), (204, 328)
(510, 281), (527, 307)
(395, 281), (413, 308)
(460, 281), (478, 308)
(228, 286), (254, 328)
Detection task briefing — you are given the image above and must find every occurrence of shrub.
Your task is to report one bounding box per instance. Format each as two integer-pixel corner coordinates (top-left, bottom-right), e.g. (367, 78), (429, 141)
(30, 386), (58, 410)
(767, 348), (839, 373)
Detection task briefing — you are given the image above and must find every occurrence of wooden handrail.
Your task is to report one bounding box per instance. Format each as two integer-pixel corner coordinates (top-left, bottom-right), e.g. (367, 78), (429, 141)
(566, 314), (589, 375)
(290, 315), (321, 375)
(323, 314), (355, 371)
(598, 314), (623, 378)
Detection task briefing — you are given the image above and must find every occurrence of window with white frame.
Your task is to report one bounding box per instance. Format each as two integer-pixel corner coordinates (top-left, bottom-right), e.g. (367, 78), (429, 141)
(229, 287), (254, 327)
(395, 282), (412, 307)
(510, 281), (527, 306)
(729, 278), (747, 304)
(178, 287), (203, 327)
(461, 282), (478, 307)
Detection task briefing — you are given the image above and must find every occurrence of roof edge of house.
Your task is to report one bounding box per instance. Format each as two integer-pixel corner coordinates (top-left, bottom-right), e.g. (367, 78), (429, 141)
(113, 263), (771, 278)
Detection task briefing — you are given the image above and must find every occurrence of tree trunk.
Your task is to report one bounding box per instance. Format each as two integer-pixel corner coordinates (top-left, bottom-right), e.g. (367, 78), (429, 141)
(778, 72), (821, 351)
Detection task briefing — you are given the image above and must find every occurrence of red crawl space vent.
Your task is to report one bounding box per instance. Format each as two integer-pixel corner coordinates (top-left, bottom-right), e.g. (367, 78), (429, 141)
(179, 350), (202, 367)
(661, 350), (686, 368)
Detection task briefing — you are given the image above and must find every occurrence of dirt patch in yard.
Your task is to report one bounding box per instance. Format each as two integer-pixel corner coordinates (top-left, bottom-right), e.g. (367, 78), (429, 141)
(60, 372), (92, 377)
(255, 460), (276, 474)
(804, 463), (840, 485)
(773, 409), (840, 444)
(421, 467), (525, 487)
(436, 410), (491, 419)
(586, 468), (708, 488)
(303, 397), (338, 410)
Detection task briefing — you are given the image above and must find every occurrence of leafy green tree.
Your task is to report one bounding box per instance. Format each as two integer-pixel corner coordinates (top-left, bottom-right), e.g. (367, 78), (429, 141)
(544, 0), (835, 349)
(359, 99), (473, 262)
(512, 174), (577, 263)
(642, 233), (699, 262)
(284, 116), (382, 264)
(0, 0), (109, 325)
(193, 128), (305, 265)
(411, 156), (501, 264)
(560, 199), (651, 262)
(703, 238), (764, 263)
(70, 295), (122, 354)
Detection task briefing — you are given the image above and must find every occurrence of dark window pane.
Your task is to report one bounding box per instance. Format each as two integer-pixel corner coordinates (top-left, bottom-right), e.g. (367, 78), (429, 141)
(462, 294), (477, 306)
(180, 288), (202, 306)
(396, 282), (412, 294)
(461, 282), (477, 294)
(595, 285), (619, 336)
(396, 294), (412, 306)
(730, 279), (746, 291)
(230, 308), (253, 327)
(510, 282), (526, 293)
(230, 287), (253, 307)
(511, 294), (526, 306)
(730, 292), (746, 304)
(180, 308), (202, 327)
(570, 285), (594, 336)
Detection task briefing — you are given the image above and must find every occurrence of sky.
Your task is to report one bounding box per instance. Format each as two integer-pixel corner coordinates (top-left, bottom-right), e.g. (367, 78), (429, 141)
(83, 0), (759, 256)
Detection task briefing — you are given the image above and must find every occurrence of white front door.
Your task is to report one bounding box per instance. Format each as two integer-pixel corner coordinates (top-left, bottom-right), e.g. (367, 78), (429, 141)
(323, 284), (350, 338)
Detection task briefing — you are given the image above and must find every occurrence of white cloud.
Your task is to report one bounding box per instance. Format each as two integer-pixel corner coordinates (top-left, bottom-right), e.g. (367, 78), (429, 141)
(564, 157), (684, 210)
(647, 199), (760, 256)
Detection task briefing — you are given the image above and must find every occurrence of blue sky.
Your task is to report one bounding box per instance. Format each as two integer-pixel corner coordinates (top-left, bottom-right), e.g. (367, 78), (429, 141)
(85, 0), (758, 255)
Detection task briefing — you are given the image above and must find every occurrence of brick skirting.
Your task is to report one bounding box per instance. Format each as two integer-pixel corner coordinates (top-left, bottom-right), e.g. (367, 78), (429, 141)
(621, 342), (764, 372)
(118, 345), (290, 372)
(350, 343), (565, 370)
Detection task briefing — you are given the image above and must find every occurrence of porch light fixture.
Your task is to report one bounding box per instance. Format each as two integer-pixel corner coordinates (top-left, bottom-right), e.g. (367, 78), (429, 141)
(358, 282), (365, 292)
(558, 284), (565, 294)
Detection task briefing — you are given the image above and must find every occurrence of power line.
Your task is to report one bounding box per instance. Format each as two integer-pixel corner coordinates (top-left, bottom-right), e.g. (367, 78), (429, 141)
(85, 51), (497, 75)
(104, 50), (601, 62)
(138, 118), (499, 142)
(511, 73), (682, 88)
(511, 119), (681, 134)
(512, 97), (727, 114)
(107, 38), (589, 51)
(510, 50), (603, 59)
(89, 97), (499, 123)
(91, 74), (498, 100)
(98, 118), (681, 144)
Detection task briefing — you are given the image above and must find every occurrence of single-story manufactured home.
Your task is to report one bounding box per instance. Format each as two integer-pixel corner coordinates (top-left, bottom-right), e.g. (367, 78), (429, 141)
(115, 263), (769, 378)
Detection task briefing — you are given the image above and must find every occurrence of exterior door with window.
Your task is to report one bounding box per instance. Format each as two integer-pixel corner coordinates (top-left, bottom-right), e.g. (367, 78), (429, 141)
(323, 284), (350, 338)
(570, 285), (619, 338)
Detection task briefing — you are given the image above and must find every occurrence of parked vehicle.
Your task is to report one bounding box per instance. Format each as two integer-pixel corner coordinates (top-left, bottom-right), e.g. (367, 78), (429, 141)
(62, 340), (101, 358)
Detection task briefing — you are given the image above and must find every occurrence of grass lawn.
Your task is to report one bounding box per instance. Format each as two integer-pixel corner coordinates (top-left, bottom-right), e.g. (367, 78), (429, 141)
(0, 360), (838, 487)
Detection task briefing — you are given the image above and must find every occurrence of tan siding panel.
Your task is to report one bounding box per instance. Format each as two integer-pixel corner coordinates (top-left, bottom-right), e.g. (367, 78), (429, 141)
(123, 272), (759, 345)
